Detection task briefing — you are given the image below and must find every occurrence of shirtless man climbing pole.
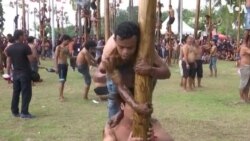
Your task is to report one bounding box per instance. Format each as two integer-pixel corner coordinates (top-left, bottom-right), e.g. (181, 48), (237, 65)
(167, 5), (175, 33)
(97, 21), (172, 140)
(76, 40), (97, 99)
(95, 22), (171, 127)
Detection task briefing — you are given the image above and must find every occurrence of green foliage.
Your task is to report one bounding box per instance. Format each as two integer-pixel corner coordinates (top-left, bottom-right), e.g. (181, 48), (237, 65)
(70, 0), (77, 11)
(0, 0), (5, 34)
(162, 11), (168, 22)
(183, 2), (244, 38)
(127, 6), (138, 23)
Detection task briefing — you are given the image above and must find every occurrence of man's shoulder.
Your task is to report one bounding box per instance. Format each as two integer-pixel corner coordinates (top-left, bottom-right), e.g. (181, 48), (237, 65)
(102, 36), (116, 59)
(5, 43), (15, 52)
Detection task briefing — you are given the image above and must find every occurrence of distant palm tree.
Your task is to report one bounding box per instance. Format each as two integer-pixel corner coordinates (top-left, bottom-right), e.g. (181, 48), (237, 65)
(70, 0), (77, 11)
(0, 0), (5, 34)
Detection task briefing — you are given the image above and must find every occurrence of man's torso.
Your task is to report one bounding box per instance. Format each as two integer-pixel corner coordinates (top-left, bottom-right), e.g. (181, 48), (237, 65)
(240, 46), (250, 66)
(58, 46), (69, 64)
(6, 43), (31, 72)
(186, 45), (196, 63)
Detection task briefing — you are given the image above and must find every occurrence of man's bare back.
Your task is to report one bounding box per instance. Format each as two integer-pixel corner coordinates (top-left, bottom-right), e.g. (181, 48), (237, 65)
(76, 48), (95, 66)
(28, 43), (38, 62)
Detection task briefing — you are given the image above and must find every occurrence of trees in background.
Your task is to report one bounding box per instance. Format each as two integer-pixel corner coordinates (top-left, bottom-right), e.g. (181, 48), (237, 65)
(0, 0), (5, 35)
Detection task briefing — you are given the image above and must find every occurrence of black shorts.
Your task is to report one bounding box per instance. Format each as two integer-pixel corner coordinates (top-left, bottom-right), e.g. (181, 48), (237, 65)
(58, 64), (68, 82)
(196, 60), (203, 78)
(182, 61), (196, 79)
(168, 17), (175, 25)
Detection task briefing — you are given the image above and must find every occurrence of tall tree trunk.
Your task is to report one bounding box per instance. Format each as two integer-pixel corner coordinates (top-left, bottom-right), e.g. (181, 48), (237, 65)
(16, 0), (18, 29)
(22, 0), (26, 33)
(104, 0), (110, 42)
(97, 0), (101, 40)
(129, 0), (132, 20)
(132, 0), (156, 139)
(113, 0), (116, 31)
(194, 0), (201, 39)
(61, 9), (64, 34)
(156, 0), (161, 45)
(179, 0), (183, 41)
(178, 0), (181, 35)
(84, 16), (88, 41)
(208, 0), (212, 44)
(79, 5), (83, 37)
(237, 0), (241, 48)
(75, 5), (79, 36)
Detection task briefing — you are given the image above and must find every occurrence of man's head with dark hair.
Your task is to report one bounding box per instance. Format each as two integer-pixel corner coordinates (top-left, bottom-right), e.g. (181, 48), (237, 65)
(114, 21), (140, 61)
(27, 36), (35, 44)
(114, 21), (140, 42)
(85, 40), (97, 50)
(13, 30), (24, 41)
(7, 34), (12, 38)
(7, 34), (15, 43)
(61, 34), (71, 46)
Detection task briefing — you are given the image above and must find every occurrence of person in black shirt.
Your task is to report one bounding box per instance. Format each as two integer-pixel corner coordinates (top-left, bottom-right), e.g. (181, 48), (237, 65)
(5, 30), (34, 119)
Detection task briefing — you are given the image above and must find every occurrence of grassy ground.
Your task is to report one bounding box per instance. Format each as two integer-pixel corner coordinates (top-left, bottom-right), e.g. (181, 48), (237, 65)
(0, 60), (250, 141)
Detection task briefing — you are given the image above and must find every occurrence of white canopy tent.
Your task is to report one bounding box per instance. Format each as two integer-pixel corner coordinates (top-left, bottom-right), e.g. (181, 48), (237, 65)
(160, 12), (194, 35)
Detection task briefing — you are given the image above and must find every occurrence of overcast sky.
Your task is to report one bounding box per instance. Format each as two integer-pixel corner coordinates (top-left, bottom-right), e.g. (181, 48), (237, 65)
(2, 0), (219, 36)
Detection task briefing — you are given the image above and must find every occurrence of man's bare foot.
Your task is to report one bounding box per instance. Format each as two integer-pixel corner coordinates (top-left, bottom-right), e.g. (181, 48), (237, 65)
(187, 87), (193, 91)
(234, 99), (246, 105)
(183, 88), (189, 92)
(180, 82), (183, 87)
(198, 85), (202, 88)
(59, 96), (65, 102)
(83, 96), (88, 100)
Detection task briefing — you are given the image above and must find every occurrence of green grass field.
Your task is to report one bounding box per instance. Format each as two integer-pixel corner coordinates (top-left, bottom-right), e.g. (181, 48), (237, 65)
(1, 60), (250, 141)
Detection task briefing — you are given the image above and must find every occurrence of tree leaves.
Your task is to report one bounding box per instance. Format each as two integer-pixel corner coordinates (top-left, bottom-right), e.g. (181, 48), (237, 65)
(0, 0), (5, 34)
